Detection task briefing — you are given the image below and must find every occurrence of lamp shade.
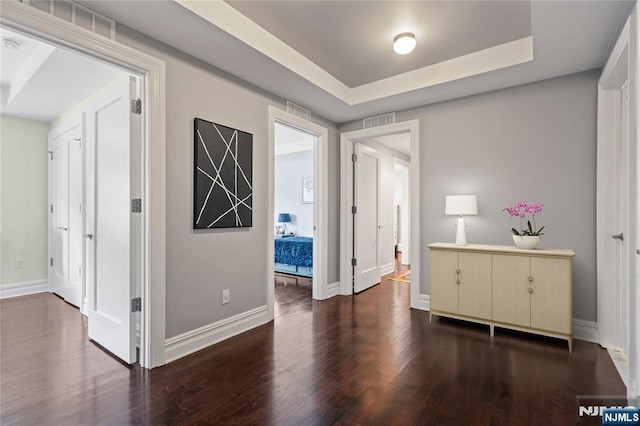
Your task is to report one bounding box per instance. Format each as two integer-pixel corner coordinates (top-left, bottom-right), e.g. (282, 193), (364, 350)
(277, 213), (291, 223)
(445, 195), (477, 216)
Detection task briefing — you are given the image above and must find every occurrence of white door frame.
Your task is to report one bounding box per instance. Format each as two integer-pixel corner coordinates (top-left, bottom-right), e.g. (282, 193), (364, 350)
(597, 15), (637, 398)
(340, 120), (420, 308)
(267, 106), (329, 319)
(1, 2), (167, 369)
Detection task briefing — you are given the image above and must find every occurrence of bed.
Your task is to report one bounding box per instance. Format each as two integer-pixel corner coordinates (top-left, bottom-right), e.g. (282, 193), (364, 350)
(274, 236), (313, 277)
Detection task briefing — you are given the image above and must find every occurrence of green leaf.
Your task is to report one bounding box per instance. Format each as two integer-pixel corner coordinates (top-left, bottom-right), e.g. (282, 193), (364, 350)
(527, 220), (533, 233)
(511, 228), (521, 236)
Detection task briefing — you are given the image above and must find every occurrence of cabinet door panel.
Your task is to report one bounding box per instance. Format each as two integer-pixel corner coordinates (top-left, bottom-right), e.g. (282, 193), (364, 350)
(530, 257), (572, 333)
(430, 250), (458, 313)
(492, 254), (530, 327)
(458, 252), (492, 320)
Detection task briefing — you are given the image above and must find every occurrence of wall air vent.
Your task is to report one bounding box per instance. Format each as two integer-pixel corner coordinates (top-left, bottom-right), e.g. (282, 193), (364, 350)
(19, 0), (116, 40)
(363, 112), (396, 129)
(286, 100), (312, 122)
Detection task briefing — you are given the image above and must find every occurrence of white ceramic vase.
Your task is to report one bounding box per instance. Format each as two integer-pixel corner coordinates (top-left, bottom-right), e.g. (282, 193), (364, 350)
(512, 235), (541, 250)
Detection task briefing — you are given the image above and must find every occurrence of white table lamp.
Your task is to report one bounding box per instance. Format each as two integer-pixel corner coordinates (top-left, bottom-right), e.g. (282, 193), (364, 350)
(445, 195), (478, 246)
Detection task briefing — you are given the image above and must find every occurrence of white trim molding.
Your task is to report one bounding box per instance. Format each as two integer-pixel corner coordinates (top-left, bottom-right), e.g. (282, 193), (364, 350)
(0, 280), (49, 299)
(380, 263), (394, 276)
(1, 0), (167, 369)
(165, 305), (270, 363)
(573, 319), (598, 343)
(417, 294), (430, 311)
(326, 282), (340, 299)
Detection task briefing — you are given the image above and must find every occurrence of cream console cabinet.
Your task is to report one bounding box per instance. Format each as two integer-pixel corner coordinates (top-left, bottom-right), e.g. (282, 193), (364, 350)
(428, 243), (575, 351)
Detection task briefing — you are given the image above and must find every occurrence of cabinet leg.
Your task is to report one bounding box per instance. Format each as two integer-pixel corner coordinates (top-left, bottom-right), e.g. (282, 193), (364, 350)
(490, 325), (494, 337)
(429, 312), (433, 324)
(568, 338), (573, 353)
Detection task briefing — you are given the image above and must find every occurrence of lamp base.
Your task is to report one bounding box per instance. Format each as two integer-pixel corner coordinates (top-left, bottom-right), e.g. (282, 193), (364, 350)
(455, 216), (467, 246)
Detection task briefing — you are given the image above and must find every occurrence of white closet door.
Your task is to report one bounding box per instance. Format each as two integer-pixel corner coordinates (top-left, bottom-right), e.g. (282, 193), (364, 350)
(66, 136), (83, 308)
(52, 142), (69, 297)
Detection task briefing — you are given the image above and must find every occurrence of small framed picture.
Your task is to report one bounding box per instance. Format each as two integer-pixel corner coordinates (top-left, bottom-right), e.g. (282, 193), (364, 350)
(302, 177), (313, 204)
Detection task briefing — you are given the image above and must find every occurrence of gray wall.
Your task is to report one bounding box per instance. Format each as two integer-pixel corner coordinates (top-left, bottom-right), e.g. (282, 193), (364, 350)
(275, 150), (314, 237)
(340, 70), (599, 322)
(115, 25), (340, 338)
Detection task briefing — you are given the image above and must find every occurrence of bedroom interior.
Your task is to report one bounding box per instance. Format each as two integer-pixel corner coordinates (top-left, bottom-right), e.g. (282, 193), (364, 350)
(274, 122), (315, 284)
(1, 0), (640, 423)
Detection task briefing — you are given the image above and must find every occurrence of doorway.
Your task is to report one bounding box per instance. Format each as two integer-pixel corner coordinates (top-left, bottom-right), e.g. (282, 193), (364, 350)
(267, 106), (328, 321)
(1, 1), (166, 368)
(340, 120), (420, 307)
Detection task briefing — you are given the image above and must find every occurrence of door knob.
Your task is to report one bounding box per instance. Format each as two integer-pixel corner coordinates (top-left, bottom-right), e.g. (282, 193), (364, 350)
(612, 233), (624, 241)
(83, 233), (93, 240)
(57, 226), (68, 231)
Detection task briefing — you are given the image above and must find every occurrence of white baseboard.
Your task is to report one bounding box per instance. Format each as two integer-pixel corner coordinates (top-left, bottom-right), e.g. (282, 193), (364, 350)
(326, 281), (340, 298)
(380, 263), (394, 276)
(0, 280), (48, 299)
(165, 305), (269, 363)
(573, 319), (598, 343)
(417, 294), (430, 311)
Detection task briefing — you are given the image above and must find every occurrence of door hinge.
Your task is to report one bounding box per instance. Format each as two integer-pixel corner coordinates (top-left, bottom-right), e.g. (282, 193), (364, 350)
(131, 297), (142, 312)
(352, 153), (357, 162)
(351, 258), (357, 266)
(50, 257), (53, 267)
(352, 206), (357, 214)
(48, 151), (53, 160)
(131, 98), (142, 115)
(131, 198), (142, 213)
(79, 203), (82, 213)
(50, 204), (53, 214)
(74, 137), (81, 148)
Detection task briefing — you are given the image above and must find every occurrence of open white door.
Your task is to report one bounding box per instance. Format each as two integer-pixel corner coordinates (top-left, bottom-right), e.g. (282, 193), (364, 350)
(86, 75), (138, 364)
(354, 143), (380, 293)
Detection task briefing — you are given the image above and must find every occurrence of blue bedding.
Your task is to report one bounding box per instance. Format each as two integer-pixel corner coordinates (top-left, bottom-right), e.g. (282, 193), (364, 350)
(274, 236), (313, 267)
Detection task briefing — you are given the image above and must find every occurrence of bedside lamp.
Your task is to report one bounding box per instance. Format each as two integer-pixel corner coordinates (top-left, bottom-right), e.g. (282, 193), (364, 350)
(445, 195), (477, 246)
(277, 213), (291, 235)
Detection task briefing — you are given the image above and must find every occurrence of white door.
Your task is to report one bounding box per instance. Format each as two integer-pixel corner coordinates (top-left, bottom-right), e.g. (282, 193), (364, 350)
(50, 125), (83, 307)
(67, 136), (84, 308)
(86, 75), (138, 364)
(613, 80), (629, 356)
(354, 143), (380, 293)
(52, 141), (69, 297)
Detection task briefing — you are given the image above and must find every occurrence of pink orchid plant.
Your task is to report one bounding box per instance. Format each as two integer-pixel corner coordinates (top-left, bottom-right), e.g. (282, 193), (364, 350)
(503, 201), (545, 236)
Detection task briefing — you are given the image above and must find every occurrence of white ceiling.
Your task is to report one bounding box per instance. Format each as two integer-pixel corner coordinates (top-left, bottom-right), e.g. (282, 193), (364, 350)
(367, 133), (411, 157)
(79, 1), (632, 123)
(0, 27), (126, 122)
(275, 121), (314, 156)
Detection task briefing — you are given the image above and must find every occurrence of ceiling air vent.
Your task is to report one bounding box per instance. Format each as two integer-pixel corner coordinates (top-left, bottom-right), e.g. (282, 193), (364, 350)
(363, 112), (396, 129)
(286, 100), (312, 122)
(19, 0), (116, 40)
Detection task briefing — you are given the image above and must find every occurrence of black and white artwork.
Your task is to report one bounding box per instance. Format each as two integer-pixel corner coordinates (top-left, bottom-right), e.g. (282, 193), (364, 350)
(194, 118), (253, 229)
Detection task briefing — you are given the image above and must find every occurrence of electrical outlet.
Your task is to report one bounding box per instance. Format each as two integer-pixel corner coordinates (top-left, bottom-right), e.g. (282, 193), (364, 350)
(222, 289), (230, 305)
(14, 258), (24, 269)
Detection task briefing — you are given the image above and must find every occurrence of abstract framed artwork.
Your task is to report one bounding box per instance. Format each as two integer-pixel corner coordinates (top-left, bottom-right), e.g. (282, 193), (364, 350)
(193, 118), (253, 229)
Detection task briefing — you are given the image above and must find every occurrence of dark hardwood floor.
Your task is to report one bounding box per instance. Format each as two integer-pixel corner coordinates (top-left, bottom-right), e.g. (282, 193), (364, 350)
(1, 276), (625, 425)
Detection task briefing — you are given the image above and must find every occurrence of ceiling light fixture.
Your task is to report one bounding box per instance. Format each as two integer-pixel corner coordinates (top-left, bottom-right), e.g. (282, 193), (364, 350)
(2, 39), (21, 50)
(393, 32), (416, 55)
